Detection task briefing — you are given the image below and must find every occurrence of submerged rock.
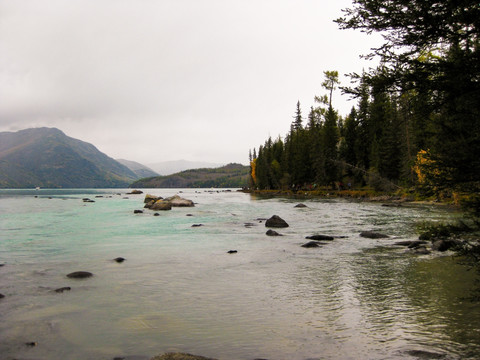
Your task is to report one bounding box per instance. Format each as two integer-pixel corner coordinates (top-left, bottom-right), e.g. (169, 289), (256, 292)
(54, 287), (71, 293)
(414, 246), (431, 255)
(191, 224), (203, 227)
(265, 215), (289, 228)
(394, 240), (427, 248)
(114, 257), (126, 263)
(301, 241), (322, 248)
(150, 353), (217, 360)
(404, 349), (446, 359)
(227, 250), (238, 254)
(360, 231), (389, 239)
(266, 229), (282, 236)
(66, 271), (93, 279)
(306, 234), (334, 241)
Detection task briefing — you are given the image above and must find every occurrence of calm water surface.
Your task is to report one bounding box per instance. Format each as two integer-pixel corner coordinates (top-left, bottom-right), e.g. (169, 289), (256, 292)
(0, 189), (479, 360)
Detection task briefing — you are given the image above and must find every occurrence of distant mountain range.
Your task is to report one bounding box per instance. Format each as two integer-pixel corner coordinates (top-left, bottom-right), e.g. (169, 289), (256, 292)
(0, 127), (139, 188)
(130, 163), (250, 188)
(116, 159), (159, 178)
(146, 159), (224, 176)
(0, 127), (247, 189)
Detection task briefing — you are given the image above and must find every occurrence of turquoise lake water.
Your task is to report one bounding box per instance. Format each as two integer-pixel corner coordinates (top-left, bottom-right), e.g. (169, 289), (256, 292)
(0, 189), (479, 360)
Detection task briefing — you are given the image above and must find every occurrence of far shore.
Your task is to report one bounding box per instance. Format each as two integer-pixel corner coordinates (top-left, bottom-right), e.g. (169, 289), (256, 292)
(241, 188), (460, 209)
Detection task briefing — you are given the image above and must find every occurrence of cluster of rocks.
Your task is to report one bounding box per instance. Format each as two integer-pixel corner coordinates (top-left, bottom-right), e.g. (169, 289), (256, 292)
(393, 238), (462, 255)
(143, 194), (195, 211)
(260, 209), (462, 256)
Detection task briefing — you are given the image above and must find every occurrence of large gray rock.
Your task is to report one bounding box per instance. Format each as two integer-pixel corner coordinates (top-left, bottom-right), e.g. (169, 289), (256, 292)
(265, 215), (289, 228)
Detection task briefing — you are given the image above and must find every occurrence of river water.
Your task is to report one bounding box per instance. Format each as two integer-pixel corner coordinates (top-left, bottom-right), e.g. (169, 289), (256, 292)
(0, 189), (479, 360)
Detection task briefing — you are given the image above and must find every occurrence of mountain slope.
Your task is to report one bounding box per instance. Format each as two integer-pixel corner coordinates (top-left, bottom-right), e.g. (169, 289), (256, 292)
(0, 127), (138, 188)
(146, 160), (224, 176)
(116, 159), (159, 178)
(130, 163), (250, 188)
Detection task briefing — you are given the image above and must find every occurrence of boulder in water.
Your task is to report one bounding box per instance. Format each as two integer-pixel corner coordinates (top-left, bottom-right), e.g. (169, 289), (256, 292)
(150, 200), (172, 211)
(266, 229), (282, 236)
(54, 287), (71, 293)
(294, 203), (308, 208)
(114, 257), (126, 263)
(144, 194), (162, 203)
(66, 271), (93, 279)
(166, 195), (195, 207)
(432, 239), (460, 252)
(360, 231), (389, 239)
(128, 190), (143, 195)
(301, 241), (322, 248)
(265, 215), (289, 228)
(306, 234), (334, 241)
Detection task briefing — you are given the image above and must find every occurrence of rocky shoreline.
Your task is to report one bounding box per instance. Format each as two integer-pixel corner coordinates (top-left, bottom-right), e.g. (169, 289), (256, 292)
(241, 188), (464, 213)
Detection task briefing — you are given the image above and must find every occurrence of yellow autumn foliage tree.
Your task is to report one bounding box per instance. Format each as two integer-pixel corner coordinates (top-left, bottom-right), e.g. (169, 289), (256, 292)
(250, 158), (257, 187)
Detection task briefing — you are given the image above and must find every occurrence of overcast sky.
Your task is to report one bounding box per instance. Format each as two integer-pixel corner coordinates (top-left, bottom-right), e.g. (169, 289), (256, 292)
(0, 0), (381, 166)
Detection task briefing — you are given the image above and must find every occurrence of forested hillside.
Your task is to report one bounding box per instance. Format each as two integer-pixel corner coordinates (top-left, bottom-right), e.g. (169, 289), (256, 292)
(250, 0), (479, 212)
(130, 163), (249, 188)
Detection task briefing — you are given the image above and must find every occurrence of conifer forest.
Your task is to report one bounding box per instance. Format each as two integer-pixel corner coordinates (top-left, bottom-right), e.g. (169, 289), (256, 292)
(249, 0), (480, 215)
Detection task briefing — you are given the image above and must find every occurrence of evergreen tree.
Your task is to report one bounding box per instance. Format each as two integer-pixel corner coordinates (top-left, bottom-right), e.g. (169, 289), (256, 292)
(340, 107), (358, 168)
(323, 106), (340, 186)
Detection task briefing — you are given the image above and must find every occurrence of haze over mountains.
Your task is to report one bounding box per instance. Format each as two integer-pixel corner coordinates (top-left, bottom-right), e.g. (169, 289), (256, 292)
(0, 127), (239, 188)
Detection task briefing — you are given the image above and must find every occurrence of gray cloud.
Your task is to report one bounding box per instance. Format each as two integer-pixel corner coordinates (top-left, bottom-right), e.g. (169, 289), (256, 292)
(0, 0), (380, 164)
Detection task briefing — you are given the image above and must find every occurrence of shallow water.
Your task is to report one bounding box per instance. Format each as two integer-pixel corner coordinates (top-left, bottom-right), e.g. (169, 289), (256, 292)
(0, 189), (479, 360)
